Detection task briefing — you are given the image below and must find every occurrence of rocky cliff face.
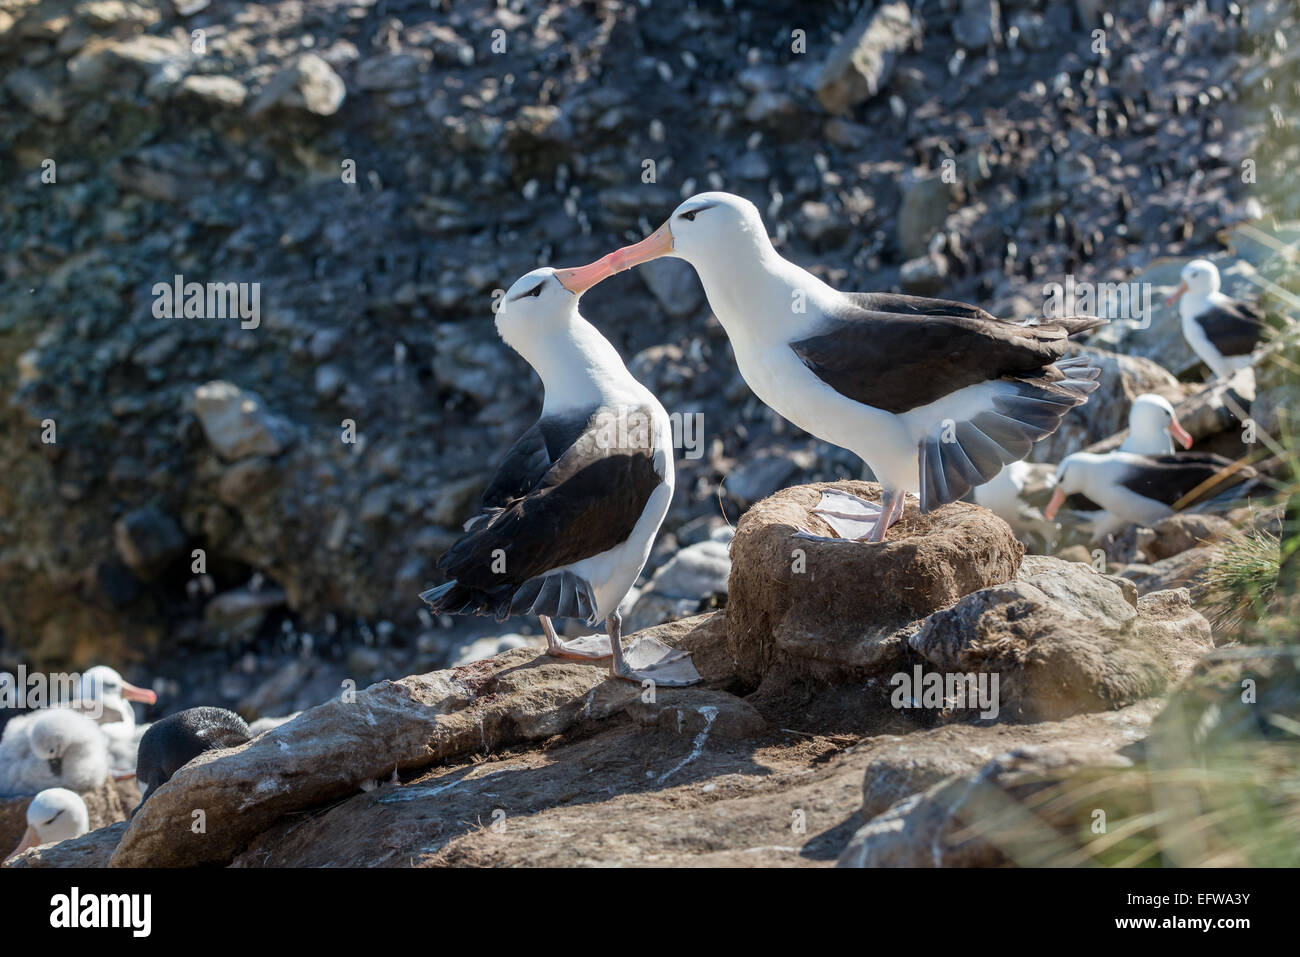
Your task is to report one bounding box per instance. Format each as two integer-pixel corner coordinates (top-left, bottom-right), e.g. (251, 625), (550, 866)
(0, 1), (1294, 748)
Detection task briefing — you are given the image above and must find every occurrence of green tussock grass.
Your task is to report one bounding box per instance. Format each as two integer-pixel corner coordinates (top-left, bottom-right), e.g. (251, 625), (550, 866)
(1199, 529), (1283, 635)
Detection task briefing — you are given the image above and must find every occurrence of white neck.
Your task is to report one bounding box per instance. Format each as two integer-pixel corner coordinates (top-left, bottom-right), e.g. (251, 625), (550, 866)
(510, 310), (640, 414)
(1119, 424), (1173, 456)
(684, 243), (847, 347)
(1179, 290), (1213, 321)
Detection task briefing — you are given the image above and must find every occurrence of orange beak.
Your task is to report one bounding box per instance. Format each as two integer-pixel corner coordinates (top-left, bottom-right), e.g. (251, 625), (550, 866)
(1165, 280), (1188, 308)
(4, 825), (38, 863)
(121, 680), (157, 705)
(556, 219), (676, 296)
(554, 258), (616, 296)
(604, 221), (675, 273)
(1044, 487), (1067, 521)
(1168, 417), (1194, 449)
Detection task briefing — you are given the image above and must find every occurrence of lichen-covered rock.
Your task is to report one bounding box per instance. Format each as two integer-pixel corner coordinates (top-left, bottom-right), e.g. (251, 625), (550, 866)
(908, 556), (1213, 721)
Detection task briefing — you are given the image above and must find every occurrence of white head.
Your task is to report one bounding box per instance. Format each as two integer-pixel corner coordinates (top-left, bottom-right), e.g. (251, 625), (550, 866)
(1044, 453), (1106, 520)
(1167, 259), (1220, 307)
(494, 267), (582, 358)
(1123, 393), (1193, 454)
(27, 710), (102, 774)
(4, 787), (90, 861)
(590, 192), (773, 274)
(77, 665), (156, 725)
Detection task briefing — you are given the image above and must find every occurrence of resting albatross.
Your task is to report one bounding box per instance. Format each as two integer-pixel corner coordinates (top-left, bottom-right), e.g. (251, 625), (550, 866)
(1044, 450), (1254, 534)
(581, 191), (1102, 541)
(420, 267), (699, 687)
(4, 788), (90, 863)
(1167, 259), (1268, 380)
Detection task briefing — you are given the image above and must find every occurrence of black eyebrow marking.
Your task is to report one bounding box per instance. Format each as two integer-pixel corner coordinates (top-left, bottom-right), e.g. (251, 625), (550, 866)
(41, 809), (65, 826)
(509, 281), (547, 302)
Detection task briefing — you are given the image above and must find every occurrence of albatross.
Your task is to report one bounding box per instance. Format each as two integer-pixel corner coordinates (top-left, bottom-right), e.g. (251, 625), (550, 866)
(76, 665), (156, 778)
(975, 394), (1193, 543)
(134, 707), (252, 813)
(1044, 450), (1253, 535)
(0, 710), (110, 795)
(419, 266), (700, 687)
(578, 191), (1102, 541)
(3, 788), (90, 863)
(1167, 259), (1268, 380)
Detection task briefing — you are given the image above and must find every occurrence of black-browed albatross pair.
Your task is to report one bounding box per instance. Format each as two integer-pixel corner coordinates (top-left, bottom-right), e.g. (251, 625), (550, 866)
(423, 191), (1104, 684)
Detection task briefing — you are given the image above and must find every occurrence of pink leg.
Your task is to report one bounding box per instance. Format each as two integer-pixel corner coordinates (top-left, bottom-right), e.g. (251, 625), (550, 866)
(865, 488), (899, 543)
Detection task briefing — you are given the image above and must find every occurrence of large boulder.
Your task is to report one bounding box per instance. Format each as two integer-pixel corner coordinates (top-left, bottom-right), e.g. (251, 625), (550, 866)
(839, 717), (1152, 868)
(727, 481), (1024, 685)
(841, 647), (1300, 868)
(908, 556), (1214, 721)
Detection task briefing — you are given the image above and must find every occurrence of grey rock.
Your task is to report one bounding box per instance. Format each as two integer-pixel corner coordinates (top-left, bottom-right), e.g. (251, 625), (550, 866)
(725, 451), (802, 505)
(815, 1), (920, 113)
(647, 540), (731, 600)
(179, 74), (247, 108)
(6, 69), (64, 121)
(204, 586), (288, 644)
(909, 556), (1213, 721)
(249, 53), (346, 117)
(355, 51), (432, 91)
(192, 381), (285, 461)
(898, 170), (954, 259)
(900, 253), (949, 295)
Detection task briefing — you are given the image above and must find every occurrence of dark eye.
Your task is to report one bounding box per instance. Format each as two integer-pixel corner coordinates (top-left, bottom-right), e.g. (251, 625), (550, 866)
(680, 210), (697, 222)
(528, 283), (544, 297)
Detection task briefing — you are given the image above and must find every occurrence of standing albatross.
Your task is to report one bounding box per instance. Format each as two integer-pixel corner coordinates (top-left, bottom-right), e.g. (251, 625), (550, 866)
(1166, 259), (1268, 381)
(579, 191), (1103, 541)
(420, 267), (700, 687)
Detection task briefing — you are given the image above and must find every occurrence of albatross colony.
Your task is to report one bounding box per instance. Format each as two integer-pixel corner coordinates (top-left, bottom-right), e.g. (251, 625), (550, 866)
(420, 266), (700, 687)
(576, 191), (1103, 542)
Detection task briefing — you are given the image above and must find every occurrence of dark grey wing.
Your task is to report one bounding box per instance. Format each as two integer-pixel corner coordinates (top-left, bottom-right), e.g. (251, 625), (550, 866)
(1119, 453), (1241, 507)
(844, 292), (1001, 323)
(425, 406), (665, 623)
(1195, 301), (1265, 357)
(463, 413), (592, 530)
(790, 305), (1103, 414)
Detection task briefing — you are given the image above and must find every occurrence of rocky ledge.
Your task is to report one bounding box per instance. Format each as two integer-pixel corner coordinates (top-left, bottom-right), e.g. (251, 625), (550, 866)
(6, 481), (1268, 869)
